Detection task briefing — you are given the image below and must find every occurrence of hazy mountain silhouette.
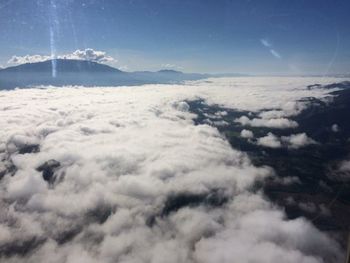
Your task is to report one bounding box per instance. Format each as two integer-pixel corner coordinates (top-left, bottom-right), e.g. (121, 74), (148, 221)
(0, 59), (209, 89)
(1, 59), (123, 74)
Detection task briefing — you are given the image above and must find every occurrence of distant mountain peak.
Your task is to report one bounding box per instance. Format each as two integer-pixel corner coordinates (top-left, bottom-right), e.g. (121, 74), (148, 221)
(0, 60), (208, 89)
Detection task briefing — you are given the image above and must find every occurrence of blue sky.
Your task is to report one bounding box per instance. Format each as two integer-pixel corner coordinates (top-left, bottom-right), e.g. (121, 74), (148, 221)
(0, 0), (349, 74)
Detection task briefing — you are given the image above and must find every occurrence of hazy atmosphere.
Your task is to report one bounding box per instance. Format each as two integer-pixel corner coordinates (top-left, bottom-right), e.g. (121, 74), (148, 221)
(1, 0), (350, 74)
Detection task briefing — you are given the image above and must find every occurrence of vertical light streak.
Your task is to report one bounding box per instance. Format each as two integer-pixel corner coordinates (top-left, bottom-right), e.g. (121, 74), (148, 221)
(49, 0), (59, 78)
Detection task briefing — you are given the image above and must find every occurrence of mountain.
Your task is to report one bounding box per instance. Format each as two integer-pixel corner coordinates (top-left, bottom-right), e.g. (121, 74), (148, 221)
(0, 59), (209, 89)
(1, 59), (123, 74)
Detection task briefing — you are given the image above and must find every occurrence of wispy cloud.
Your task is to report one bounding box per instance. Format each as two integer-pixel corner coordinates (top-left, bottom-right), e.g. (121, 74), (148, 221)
(161, 63), (183, 70)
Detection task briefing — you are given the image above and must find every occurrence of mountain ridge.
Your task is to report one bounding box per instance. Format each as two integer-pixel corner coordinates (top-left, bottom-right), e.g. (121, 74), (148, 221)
(0, 59), (123, 74)
(0, 59), (209, 89)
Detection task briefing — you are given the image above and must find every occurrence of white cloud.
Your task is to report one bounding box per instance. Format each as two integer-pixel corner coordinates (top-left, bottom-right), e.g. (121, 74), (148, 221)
(256, 133), (316, 149)
(240, 129), (254, 139)
(340, 161), (350, 171)
(7, 54), (51, 65)
(161, 63), (183, 70)
(194, 208), (340, 263)
(339, 160), (350, 172)
(281, 133), (316, 149)
(7, 48), (116, 65)
(331, 158), (350, 182)
(117, 65), (129, 71)
(60, 48), (115, 63)
(257, 133), (282, 148)
(0, 77), (345, 262)
(331, 124), (339, 132)
(235, 116), (298, 129)
(161, 63), (176, 68)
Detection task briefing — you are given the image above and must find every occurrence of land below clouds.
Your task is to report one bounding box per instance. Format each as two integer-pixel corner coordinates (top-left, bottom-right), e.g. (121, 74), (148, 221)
(188, 81), (350, 245)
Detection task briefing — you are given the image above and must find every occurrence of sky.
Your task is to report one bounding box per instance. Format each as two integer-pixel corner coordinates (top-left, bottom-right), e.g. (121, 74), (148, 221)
(0, 0), (349, 74)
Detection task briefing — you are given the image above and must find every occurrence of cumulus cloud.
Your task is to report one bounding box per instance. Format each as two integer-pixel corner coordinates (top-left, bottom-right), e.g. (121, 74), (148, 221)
(240, 129), (254, 139)
(331, 124), (339, 132)
(7, 48), (115, 65)
(60, 48), (115, 63)
(256, 133), (316, 149)
(339, 160), (350, 172)
(281, 133), (316, 149)
(331, 158), (350, 182)
(257, 132), (282, 148)
(0, 77), (345, 262)
(194, 208), (340, 263)
(235, 115), (298, 129)
(7, 54), (51, 65)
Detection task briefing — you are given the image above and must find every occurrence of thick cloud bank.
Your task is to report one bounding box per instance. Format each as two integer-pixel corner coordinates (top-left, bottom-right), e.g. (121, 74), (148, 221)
(0, 77), (346, 262)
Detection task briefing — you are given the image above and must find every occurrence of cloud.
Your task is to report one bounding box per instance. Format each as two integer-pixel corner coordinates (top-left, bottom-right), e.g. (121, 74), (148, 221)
(60, 48), (115, 63)
(0, 77), (345, 262)
(194, 208), (340, 263)
(117, 65), (129, 71)
(7, 48), (116, 65)
(257, 132), (282, 148)
(281, 133), (316, 149)
(235, 116), (298, 129)
(331, 159), (350, 182)
(240, 129), (254, 139)
(331, 124), (339, 132)
(256, 133), (316, 149)
(339, 160), (350, 172)
(161, 63), (176, 68)
(7, 54), (51, 65)
(160, 63), (183, 70)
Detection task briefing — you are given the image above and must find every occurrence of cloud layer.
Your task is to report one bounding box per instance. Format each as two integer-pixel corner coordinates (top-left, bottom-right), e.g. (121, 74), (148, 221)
(0, 77), (345, 262)
(7, 48), (115, 65)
